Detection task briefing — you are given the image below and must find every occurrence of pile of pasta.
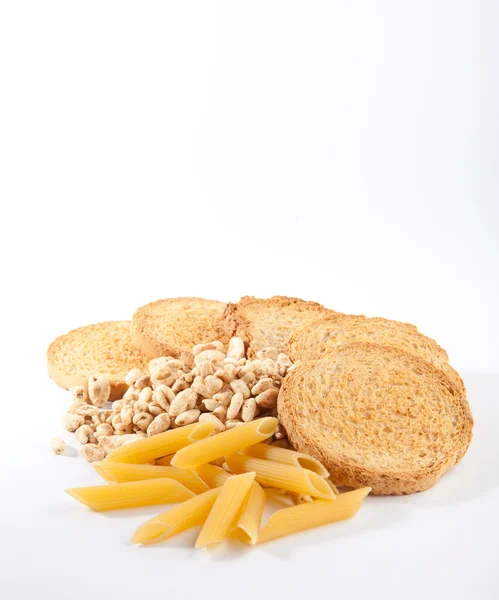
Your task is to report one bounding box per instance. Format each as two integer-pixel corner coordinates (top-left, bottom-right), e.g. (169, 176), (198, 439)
(66, 417), (370, 546)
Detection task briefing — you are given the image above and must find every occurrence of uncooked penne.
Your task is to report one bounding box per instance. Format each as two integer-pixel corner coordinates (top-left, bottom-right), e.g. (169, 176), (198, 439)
(243, 443), (329, 478)
(326, 478), (340, 496)
(232, 481), (266, 544)
(93, 462), (209, 494)
(65, 478), (194, 512)
(105, 422), (215, 464)
(258, 487), (371, 543)
(132, 488), (221, 545)
(171, 417), (278, 469)
(195, 463), (231, 488)
(225, 453), (335, 500)
(155, 455), (175, 466)
(195, 472), (255, 548)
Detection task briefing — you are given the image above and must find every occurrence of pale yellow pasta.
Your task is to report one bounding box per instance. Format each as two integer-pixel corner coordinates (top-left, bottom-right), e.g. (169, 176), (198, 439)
(93, 461), (209, 494)
(132, 488), (221, 545)
(326, 478), (340, 496)
(105, 422), (215, 464)
(155, 455), (175, 466)
(195, 463), (231, 488)
(232, 481), (266, 544)
(65, 478), (194, 512)
(171, 417), (278, 470)
(195, 472), (256, 548)
(225, 453), (335, 500)
(258, 487), (371, 543)
(243, 443), (329, 478)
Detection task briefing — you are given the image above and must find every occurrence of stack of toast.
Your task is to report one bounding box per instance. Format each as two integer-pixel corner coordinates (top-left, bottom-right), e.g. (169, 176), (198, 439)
(47, 295), (473, 495)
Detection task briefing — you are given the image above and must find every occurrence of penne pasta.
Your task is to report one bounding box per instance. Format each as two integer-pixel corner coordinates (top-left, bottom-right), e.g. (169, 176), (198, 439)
(132, 488), (221, 545)
(171, 417), (278, 469)
(258, 487), (371, 543)
(243, 443), (329, 478)
(225, 453), (335, 500)
(195, 472), (255, 548)
(326, 478), (340, 496)
(155, 455), (175, 466)
(104, 422), (215, 464)
(93, 462), (210, 494)
(195, 463), (231, 488)
(232, 481), (266, 544)
(65, 478), (194, 512)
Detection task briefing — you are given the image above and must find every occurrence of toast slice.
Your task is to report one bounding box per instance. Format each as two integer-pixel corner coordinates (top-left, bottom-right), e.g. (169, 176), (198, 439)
(287, 314), (463, 389)
(287, 314), (369, 361)
(131, 297), (227, 359)
(47, 321), (150, 400)
(222, 296), (334, 356)
(278, 343), (473, 495)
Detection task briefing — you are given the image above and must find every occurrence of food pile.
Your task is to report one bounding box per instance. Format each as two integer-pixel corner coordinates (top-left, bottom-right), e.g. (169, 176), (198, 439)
(59, 337), (292, 463)
(48, 295), (473, 498)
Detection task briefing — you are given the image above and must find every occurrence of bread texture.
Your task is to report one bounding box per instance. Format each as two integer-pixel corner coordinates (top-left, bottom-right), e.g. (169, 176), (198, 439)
(287, 314), (463, 390)
(223, 296), (334, 356)
(47, 321), (150, 400)
(131, 297), (227, 359)
(278, 343), (473, 495)
(287, 314), (368, 361)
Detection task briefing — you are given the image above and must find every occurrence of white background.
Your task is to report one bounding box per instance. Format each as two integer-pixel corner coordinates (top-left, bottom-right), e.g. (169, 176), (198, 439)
(0, 2), (498, 599)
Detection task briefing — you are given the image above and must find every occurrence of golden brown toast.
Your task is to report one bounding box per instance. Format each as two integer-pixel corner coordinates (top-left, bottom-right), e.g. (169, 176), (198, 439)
(288, 313), (463, 390)
(131, 297), (227, 358)
(222, 296), (334, 357)
(278, 343), (473, 495)
(47, 321), (150, 400)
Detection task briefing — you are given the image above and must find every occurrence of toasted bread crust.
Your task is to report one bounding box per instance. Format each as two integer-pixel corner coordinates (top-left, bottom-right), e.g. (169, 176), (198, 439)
(222, 296), (335, 357)
(131, 297), (227, 359)
(47, 321), (150, 400)
(287, 313), (464, 391)
(278, 343), (473, 495)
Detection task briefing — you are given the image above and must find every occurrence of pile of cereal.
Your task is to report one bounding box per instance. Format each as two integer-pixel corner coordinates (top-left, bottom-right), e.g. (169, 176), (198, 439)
(61, 337), (293, 461)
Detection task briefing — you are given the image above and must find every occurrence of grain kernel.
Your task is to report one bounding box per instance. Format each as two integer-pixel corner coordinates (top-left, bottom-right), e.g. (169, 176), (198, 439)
(75, 424), (96, 445)
(227, 337), (245, 360)
(80, 444), (105, 463)
(147, 413), (171, 436)
(251, 377), (275, 395)
(133, 412), (153, 432)
(198, 413), (225, 432)
(88, 376), (111, 407)
(194, 349), (226, 365)
(192, 341), (224, 356)
(62, 412), (85, 432)
(125, 368), (143, 387)
(175, 409), (201, 426)
(255, 388), (279, 409)
(230, 379), (251, 399)
(169, 388), (198, 417)
(70, 386), (89, 403)
(241, 397), (257, 422)
(50, 437), (66, 455)
(227, 392), (244, 420)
